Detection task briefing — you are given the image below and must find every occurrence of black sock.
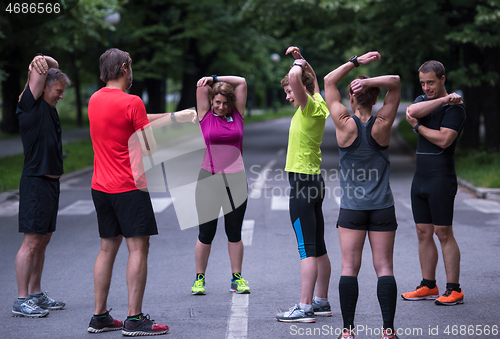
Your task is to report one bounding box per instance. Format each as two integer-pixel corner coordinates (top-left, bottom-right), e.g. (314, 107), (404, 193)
(377, 276), (397, 331)
(339, 276), (358, 331)
(446, 283), (460, 292)
(127, 313), (143, 321)
(94, 311), (108, 318)
(232, 273), (242, 281)
(196, 273), (205, 280)
(421, 278), (436, 289)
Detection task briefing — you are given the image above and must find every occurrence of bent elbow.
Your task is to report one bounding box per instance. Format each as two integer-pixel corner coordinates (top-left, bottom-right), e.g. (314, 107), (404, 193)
(406, 106), (418, 119)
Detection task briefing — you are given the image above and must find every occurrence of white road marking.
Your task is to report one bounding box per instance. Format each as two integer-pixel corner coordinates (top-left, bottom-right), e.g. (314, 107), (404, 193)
(463, 198), (500, 214)
(59, 200), (95, 215)
(401, 201), (412, 210)
(241, 220), (254, 246)
(271, 196), (288, 210)
(334, 195), (341, 208)
(0, 200), (19, 217)
(226, 293), (249, 339)
(249, 159), (277, 199)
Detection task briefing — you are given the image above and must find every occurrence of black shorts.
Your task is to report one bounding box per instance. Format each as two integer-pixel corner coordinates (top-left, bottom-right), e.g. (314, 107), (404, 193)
(411, 175), (457, 226)
(91, 189), (158, 238)
(18, 175), (60, 235)
(337, 206), (398, 232)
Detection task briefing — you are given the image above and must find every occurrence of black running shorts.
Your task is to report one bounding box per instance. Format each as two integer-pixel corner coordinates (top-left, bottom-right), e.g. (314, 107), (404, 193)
(337, 206), (398, 232)
(411, 175), (457, 226)
(18, 175), (60, 235)
(91, 189), (158, 238)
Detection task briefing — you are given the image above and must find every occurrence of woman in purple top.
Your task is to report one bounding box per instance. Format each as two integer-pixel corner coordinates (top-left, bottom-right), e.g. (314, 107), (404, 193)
(191, 75), (250, 295)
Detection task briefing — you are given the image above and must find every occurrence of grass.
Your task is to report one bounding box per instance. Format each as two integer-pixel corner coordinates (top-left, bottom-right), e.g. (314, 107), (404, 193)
(397, 119), (500, 188)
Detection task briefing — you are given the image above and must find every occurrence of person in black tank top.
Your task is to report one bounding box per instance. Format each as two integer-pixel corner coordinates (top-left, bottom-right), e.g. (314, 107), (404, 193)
(402, 60), (466, 307)
(324, 52), (401, 339)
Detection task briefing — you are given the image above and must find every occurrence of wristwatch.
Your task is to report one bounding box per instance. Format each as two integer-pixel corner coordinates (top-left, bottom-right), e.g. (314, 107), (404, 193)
(413, 123), (421, 134)
(349, 55), (359, 67)
(171, 112), (178, 123)
(293, 62), (303, 67)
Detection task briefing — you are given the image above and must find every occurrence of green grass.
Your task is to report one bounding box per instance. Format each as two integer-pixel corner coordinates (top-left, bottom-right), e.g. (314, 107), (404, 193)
(397, 119), (500, 188)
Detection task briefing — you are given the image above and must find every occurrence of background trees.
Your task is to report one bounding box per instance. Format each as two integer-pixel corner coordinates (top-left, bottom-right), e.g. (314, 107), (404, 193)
(1, 0), (499, 151)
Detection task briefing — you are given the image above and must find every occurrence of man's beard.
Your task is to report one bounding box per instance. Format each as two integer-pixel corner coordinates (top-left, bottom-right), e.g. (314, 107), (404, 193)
(127, 73), (133, 90)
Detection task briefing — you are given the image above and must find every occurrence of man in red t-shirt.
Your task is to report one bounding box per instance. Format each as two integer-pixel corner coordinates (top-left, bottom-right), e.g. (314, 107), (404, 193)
(87, 48), (195, 336)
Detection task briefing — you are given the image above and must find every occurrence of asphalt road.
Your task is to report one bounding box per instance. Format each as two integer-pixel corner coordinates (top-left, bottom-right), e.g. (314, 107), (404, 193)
(1, 114), (499, 339)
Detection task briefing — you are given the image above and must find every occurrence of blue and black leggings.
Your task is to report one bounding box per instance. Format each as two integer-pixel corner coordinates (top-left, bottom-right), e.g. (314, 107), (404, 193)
(288, 172), (327, 259)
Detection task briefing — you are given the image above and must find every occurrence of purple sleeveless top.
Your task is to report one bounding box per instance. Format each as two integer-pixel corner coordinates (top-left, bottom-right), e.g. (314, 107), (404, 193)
(200, 109), (244, 173)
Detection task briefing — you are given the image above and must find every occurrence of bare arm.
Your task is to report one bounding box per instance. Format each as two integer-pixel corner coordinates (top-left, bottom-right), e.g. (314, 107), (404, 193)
(28, 55), (59, 100)
(138, 125), (157, 157)
(405, 112), (459, 149)
(288, 62), (309, 110)
(355, 75), (401, 146)
(324, 51), (381, 146)
(285, 47), (320, 94)
(147, 109), (197, 129)
(406, 93), (463, 119)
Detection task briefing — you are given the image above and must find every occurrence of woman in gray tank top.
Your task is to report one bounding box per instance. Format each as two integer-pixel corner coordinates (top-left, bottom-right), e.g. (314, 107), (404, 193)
(324, 51), (401, 339)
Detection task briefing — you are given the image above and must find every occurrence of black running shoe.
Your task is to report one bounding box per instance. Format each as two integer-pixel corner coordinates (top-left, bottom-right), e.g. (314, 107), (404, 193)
(122, 314), (169, 336)
(88, 309), (123, 333)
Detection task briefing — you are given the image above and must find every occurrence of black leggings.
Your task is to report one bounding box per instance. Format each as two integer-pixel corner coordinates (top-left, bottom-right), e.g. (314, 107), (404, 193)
(196, 169), (248, 244)
(288, 172), (327, 259)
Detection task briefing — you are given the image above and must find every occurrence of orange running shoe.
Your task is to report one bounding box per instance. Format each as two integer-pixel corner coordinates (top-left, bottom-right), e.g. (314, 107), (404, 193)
(401, 284), (439, 300)
(435, 288), (464, 306)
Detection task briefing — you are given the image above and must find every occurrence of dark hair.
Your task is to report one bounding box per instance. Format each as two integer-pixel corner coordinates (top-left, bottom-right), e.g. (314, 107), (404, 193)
(209, 82), (237, 112)
(46, 68), (71, 87)
(280, 72), (315, 96)
(418, 60), (445, 79)
(99, 48), (132, 82)
(347, 75), (380, 108)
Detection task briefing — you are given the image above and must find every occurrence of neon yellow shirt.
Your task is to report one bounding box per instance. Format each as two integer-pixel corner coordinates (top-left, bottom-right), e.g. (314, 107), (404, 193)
(285, 92), (330, 175)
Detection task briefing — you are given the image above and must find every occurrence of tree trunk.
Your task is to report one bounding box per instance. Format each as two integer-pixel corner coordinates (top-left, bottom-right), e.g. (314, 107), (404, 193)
(145, 77), (165, 113)
(69, 52), (83, 127)
(460, 86), (481, 150)
(0, 56), (21, 134)
(482, 47), (500, 151)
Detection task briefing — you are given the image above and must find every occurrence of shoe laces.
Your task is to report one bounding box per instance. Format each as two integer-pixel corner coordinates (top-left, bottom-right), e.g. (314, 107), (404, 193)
(286, 304), (301, 315)
(193, 279), (204, 288)
(341, 328), (355, 338)
(442, 288), (453, 297)
(23, 299), (39, 311)
(233, 274), (248, 286)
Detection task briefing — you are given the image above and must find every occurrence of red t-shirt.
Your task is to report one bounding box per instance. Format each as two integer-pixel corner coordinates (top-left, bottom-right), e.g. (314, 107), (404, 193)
(88, 88), (150, 193)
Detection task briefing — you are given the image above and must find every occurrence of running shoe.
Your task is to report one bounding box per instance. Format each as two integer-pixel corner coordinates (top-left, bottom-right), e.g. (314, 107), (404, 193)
(122, 314), (169, 336)
(382, 329), (399, 339)
(191, 274), (206, 295)
(230, 273), (250, 294)
(401, 284), (439, 300)
(30, 291), (65, 310)
(312, 299), (332, 316)
(276, 304), (315, 323)
(12, 298), (49, 318)
(435, 288), (464, 306)
(338, 328), (355, 339)
(88, 309), (123, 333)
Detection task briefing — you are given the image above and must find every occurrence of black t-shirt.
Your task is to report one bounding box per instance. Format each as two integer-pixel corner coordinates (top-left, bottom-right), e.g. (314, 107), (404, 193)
(16, 85), (63, 176)
(414, 95), (466, 176)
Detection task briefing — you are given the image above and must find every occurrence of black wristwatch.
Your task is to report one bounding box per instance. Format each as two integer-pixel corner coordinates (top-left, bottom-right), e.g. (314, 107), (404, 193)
(171, 112), (178, 123)
(293, 62), (303, 68)
(413, 123), (421, 134)
(36, 53), (44, 57)
(349, 55), (359, 67)
(211, 75), (218, 83)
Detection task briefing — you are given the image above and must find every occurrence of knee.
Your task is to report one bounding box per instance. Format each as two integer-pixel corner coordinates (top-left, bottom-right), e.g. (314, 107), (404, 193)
(416, 226), (433, 241)
(39, 234), (52, 248)
(435, 228), (454, 244)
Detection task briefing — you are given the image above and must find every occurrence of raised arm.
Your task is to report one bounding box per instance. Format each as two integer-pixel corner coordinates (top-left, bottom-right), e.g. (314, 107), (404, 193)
(406, 110), (460, 149)
(196, 75), (247, 119)
(28, 54), (59, 100)
(147, 109), (197, 129)
(406, 93), (463, 119)
(354, 75), (401, 146)
(285, 47), (320, 94)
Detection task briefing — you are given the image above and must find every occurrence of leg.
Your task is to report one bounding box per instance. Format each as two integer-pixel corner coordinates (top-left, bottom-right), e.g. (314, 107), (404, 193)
(195, 239), (212, 274)
(338, 227), (366, 330)
(228, 240), (244, 274)
(15, 233), (44, 298)
(434, 225), (460, 284)
(125, 236), (150, 317)
(94, 236), (122, 315)
(28, 233), (53, 294)
(368, 231), (397, 332)
(315, 254), (331, 299)
(300, 257), (318, 305)
(416, 223), (438, 280)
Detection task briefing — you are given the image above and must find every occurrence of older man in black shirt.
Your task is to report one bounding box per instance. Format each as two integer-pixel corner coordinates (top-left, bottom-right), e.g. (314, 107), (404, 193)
(13, 54), (70, 317)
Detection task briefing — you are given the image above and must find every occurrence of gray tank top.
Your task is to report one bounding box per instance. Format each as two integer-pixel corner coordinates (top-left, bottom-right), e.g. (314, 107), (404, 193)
(338, 115), (394, 210)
